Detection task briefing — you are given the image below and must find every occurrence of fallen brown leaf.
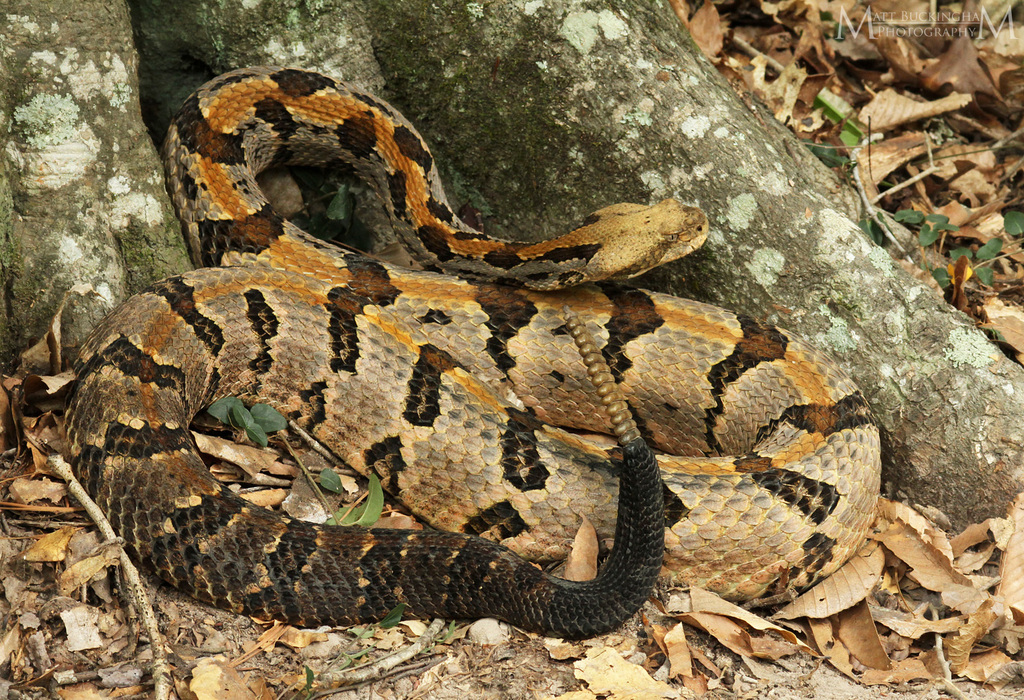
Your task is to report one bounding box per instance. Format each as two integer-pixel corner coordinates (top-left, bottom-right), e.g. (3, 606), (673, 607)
(997, 493), (1024, 622)
(836, 600), (891, 670)
(859, 89), (972, 132)
(776, 540), (884, 619)
(21, 526), (79, 562)
(563, 516), (598, 582)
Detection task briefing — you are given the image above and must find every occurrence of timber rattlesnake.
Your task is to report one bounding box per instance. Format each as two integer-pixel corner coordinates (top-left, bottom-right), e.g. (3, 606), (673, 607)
(65, 67), (881, 638)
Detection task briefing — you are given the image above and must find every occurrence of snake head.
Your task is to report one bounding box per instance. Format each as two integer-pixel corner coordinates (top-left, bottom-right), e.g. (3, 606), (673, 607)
(577, 198), (709, 283)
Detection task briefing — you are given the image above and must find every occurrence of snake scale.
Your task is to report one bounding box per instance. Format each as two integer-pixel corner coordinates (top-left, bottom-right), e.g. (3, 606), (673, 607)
(65, 67), (881, 639)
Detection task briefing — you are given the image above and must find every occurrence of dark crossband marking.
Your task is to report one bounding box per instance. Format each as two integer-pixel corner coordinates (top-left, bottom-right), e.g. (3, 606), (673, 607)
(663, 484), (691, 527)
(600, 287), (664, 379)
(482, 249), (526, 270)
(703, 316), (788, 454)
(417, 223), (457, 262)
(427, 197), (454, 224)
(464, 500), (529, 541)
(244, 289), (279, 378)
(325, 286), (364, 373)
(791, 532), (837, 580)
(750, 470), (839, 526)
(363, 435), (407, 493)
(334, 112), (379, 161)
(243, 526), (322, 621)
(343, 258), (402, 307)
(102, 420), (192, 461)
(403, 344), (457, 427)
(299, 380), (329, 428)
(391, 123), (434, 174)
(387, 168), (407, 218)
(74, 337), (186, 394)
(537, 243), (601, 264)
(754, 393), (874, 445)
(475, 286), (538, 373)
(173, 95), (244, 165)
(498, 408), (549, 492)
(417, 308), (452, 326)
(150, 277), (225, 355)
(271, 68), (337, 97)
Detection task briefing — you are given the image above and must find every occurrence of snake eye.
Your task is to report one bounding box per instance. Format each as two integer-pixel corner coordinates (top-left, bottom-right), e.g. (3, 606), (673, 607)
(665, 234), (678, 242)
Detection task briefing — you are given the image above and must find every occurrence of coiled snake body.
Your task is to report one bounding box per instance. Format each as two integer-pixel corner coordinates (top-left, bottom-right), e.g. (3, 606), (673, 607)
(65, 67), (880, 638)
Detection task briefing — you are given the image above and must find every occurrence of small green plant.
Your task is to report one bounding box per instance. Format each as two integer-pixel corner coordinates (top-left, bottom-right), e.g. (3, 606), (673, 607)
(322, 471), (386, 527)
(206, 397), (287, 447)
(897, 208), (1024, 288)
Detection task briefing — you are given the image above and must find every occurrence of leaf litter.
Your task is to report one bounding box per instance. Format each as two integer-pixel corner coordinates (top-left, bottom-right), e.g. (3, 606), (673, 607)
(4, 2), (1024, 697)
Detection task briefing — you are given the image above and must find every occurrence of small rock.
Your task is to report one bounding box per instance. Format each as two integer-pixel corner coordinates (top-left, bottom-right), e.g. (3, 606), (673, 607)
(467, 618), (510, 645)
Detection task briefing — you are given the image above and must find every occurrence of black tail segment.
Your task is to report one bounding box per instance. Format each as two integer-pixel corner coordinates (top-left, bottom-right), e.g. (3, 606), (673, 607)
(542, 437), (664, 637)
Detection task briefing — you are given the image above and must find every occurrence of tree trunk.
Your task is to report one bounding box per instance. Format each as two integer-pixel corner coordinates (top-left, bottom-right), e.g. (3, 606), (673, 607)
(3, 0), (1022, 527)
(0, 0), (189, 370)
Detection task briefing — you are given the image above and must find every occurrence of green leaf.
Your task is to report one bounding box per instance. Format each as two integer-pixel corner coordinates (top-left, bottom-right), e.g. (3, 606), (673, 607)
(250, 403), (287, 432)
(894, 209), (925, 224)
(320, 468), (343, 494)
(918, 227), (940, 247)
(1005, 210), (1024, 236)
(838, 126), (862, 147)
(336, 474), (385, 526)
(975, 238), (1003, 261)
(814, 89), (856, 125)
(803, 141), (849, 168)
(857, 218), (884, 245)
(924, 213), (950, 224)
(207, 397), (243, 424)
(948, 247), (973, 261)
(932, 268), (951, 287)
(379, 604), (407, 628)
(229, 403), (254, 430)
(325, 185), (354, 221)
(974, 266), (994, 286)
(245, 423), (269, 447)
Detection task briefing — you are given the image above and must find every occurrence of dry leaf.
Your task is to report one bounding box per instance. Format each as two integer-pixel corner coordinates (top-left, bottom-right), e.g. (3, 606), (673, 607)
(856, 132), (928, 199)
(836, 600), (891, 670)
(239, 488), (287, 508)
(920, 37), (1000, 99)
(193, 432), (280, 478)
(278, 626), (328, 651)
(876, 518), (974, 593)
(688, 1), (722, 60)
(572, 647), (683, 699)
(776, 540), (884, 619)
(997, 493), (1024, 621)
(869, 606), (964, 639)
(59, 551), (118, 596)
(664, 623), (692, 679)
(564, 516), (598, 582)
(21, 526), (79, 562)
(859, 89), (972, 132)
(189, 656), (256, 700)
(984, 299), (1024, 362)
(860, 654), (936, 685)
(8, 476), (66, 505)
(947, 598), (998, 674)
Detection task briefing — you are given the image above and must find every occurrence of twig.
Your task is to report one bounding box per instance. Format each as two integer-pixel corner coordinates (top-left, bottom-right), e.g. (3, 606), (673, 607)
(281, 436), (334, 516)
(869, 164), (942, 205)
(288, 419), (337, 463)
(928, 605), (968, 700)
(850, 144), (910, 257)
(48, 454), (172, 700)
(315, 618), (446, 689)
(731, 35), (785, 75)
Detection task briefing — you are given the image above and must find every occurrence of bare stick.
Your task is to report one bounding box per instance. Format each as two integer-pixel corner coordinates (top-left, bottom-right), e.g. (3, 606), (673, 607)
(48, 453), (172, 700)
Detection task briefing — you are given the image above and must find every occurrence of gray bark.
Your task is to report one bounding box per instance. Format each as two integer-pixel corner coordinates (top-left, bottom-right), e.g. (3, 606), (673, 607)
(0, 0), (189, 369)
(4, 0), (1022, 527)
